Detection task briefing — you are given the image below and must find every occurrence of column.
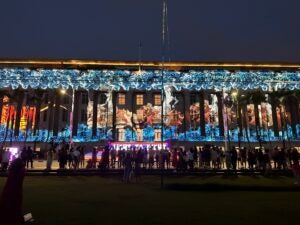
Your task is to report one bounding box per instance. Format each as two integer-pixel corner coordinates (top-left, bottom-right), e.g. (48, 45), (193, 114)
(92, 91), (98, 137)
(0, 94), (4, 125)
(183, 90), (190, 140)
(216, 92), (224, 137)
(112, 91), (117, 141)
(33, 100), (41, 136)
(14, 90), (25, 136)
(72, 91), (80, 137)
(47, 91), (55, 134)
(199, 91), (206, 136)
(270, 96), (279, 137)
(289, 97), (298, 137)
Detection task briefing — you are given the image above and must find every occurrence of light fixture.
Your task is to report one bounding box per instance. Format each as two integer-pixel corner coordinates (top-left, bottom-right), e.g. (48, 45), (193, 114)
(231, 90), (238, 97)
(60, 89), (67, 95)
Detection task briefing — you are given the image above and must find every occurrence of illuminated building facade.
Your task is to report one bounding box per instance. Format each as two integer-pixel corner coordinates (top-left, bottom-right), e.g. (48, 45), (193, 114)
(1, 60), (300, 148)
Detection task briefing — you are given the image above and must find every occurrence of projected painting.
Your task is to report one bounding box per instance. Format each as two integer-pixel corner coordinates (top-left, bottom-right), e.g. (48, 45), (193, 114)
(0, 67), (299, 143)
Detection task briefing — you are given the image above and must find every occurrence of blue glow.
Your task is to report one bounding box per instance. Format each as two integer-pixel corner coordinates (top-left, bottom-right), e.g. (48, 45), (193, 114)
(1, 68), (300, 91)
(1, 123), (300, 143)
(1, 67), (300, 144)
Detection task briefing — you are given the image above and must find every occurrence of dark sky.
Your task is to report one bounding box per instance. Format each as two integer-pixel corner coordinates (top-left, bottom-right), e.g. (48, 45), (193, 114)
(1, 0), (300, 62)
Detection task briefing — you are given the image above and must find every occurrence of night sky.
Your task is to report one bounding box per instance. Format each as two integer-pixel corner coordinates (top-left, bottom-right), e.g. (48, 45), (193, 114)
(0, 0), (300, 62)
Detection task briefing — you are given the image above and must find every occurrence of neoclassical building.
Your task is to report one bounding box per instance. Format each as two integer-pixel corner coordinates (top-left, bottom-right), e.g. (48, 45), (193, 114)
(1, 60), (300, 149)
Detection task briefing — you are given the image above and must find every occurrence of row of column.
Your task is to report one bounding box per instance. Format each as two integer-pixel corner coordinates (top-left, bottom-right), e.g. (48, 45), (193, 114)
(1, 89), (300, 140)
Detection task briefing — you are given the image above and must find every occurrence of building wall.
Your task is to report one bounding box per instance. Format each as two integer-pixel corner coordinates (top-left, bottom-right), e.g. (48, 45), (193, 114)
(0, 88), (299, 144)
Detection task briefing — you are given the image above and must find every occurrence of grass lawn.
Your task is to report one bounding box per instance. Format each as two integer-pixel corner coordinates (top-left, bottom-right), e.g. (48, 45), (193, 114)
(1, 175), (300, 225)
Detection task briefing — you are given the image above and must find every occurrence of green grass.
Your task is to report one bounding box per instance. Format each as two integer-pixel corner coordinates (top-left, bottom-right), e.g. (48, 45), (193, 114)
(1, 176), (300, 225)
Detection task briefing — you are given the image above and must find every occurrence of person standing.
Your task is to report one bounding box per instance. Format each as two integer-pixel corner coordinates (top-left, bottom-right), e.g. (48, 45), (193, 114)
(58, 146), (67, 169)
(291, 148), (300, 184)
(72, 147), (81, 169)
(46, 149), (54, 170)
(117, 148), (123, 168)
(110, 147), (116, 169)
(1, 149), (11, 171)
(231, 147), (238, 171)
(91, 147), (97, 169)
(123, 153), (133, 183)
(26, 146), (34, 169)
(148, 147), (154, 169)
(79, 146), (85, 168)
(186, 148), (194, 170)
(20, 147), (27, 165)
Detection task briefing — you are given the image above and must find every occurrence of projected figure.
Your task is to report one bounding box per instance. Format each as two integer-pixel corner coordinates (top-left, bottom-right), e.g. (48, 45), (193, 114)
(100, 90), (113, 111)
(164, 86), (179, 114)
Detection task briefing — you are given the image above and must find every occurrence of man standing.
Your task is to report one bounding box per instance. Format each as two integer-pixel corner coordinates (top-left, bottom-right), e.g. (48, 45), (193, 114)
(231, 147), (238, 171)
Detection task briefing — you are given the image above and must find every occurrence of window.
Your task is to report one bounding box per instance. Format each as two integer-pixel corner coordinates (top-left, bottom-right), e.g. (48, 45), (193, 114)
(136, 129), (143, 141)
(190, 94), (196, 104)
(81, 92), (88, 105)
(118, 128), (125, 141)
(81, 109), (87, 122)
(154, 129), (161, 141)
(118, 93), (126, 105)
(62, 109), (68, 122)
(136, 94), (144, 105)
(43, 111), (47, 122)
(98, 93), (107, 104)
(154, 94), (161, 106)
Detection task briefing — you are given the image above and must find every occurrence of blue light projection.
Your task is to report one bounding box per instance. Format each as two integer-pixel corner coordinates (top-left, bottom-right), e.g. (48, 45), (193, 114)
(1, 67), (300, 144)
(1, 68), (300, 91)
(0, 123), (299, 143)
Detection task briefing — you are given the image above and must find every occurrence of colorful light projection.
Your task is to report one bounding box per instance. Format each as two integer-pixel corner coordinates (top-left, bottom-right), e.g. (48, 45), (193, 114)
(87, 92), (112, 131)
(1, 68), (300, 91)
(1, 68), (300, 143)
(109, 141), (170, 150)
(20, 107), (36, 131)
(0, 96), (36, 132)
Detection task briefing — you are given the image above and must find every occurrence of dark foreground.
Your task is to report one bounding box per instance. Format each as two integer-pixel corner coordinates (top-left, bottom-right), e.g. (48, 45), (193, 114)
(0, 176), (300, 225)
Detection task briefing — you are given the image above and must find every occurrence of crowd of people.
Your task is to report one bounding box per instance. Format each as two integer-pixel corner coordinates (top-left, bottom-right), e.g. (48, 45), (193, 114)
(1, 143), (300, 173)
(46, 143), (300, 175)
(0, 146), (35, 171)
(0, 147), (11, 171)
(83, 145), (300, 172)
(46, 142), (85, 170)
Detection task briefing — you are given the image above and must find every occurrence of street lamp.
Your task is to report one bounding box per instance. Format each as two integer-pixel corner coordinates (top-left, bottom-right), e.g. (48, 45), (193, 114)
(60, 89), (75, 144)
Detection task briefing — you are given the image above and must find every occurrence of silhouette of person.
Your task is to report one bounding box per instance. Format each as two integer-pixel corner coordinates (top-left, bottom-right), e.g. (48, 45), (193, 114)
(0, 158), (26, 225)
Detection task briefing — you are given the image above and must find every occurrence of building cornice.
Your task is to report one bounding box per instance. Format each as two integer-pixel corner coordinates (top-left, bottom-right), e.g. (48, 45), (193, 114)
(0, 59), (300, 71)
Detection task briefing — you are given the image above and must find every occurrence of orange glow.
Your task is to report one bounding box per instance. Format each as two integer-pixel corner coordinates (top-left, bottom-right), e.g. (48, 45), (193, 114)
(1, 59), (300, 70)
(1, 97), (36, 131)
(20, 107), (36, 130)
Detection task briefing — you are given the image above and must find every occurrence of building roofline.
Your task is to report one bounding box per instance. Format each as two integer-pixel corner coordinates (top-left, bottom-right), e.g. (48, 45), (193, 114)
(0, 59), (300, 71)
